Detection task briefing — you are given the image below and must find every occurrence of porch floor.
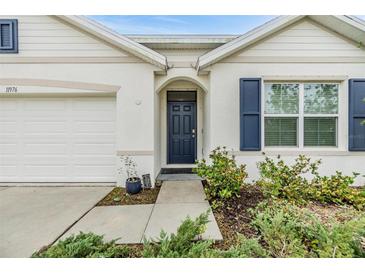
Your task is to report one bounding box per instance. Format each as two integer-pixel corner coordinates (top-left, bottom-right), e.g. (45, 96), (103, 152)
(156, 173), (202, 181)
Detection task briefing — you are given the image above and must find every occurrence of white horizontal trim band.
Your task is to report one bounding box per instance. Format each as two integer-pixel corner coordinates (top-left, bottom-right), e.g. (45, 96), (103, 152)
(117, 150), (154, 156)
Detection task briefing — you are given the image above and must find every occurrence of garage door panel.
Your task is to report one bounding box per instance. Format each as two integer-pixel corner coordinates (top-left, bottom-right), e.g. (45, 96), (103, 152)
(24, 143), (68, 155)
(72, 134), (115, 144)
(23, 134), (68, 143)
(0, 122), (17, 133)
(73, 121), (115, 133)
(74, 111), (115, 121)
(0, 168), (17, 177)
(24, 121), (68, 134)
(23, 165), (68, 177)
(0, 96), (116, 183)
(23, 156), (69, 165)
(71, 156), (115, 165)
(73, 165), (115, 177)
(72, 98), (114, 110)
(73, 144), (115, 155)
(0, 144), (17, 154)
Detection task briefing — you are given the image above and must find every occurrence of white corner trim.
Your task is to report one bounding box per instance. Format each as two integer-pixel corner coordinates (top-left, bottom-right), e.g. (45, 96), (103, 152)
(56, 15), (168, 70)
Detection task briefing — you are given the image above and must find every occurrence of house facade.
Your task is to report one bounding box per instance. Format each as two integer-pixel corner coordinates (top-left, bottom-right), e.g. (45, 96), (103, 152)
(0, 15), (365, 186)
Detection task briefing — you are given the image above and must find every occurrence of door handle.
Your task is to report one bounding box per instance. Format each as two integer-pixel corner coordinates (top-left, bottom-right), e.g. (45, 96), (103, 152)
(192, 128), (196, 138)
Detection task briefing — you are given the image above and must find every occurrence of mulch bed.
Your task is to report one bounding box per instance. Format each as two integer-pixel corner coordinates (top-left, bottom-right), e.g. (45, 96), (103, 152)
(210, 184), (265, 249)
(97, 187), (160, 206)
(210, 184), (363, 249)
(303, 201), (361, 224)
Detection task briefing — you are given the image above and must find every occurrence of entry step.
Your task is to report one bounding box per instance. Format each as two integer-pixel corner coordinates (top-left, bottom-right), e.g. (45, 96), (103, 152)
(160, 168), (195, 174)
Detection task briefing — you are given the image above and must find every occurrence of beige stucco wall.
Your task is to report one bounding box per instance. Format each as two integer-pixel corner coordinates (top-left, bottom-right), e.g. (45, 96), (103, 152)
(202, 18), (365, 185)
(0, 63), (158, 185)
(0, 16), (161, 186)
(2, 15), (365, 186)
(208, 63), (365, 185)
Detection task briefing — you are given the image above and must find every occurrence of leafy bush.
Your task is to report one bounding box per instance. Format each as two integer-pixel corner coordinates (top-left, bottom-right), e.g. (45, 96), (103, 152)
(143, 210), (213, 258)
(251, 201), (365, 258)
(257, 155), (320, 204)
(257, 155), (365, 209)
(32, 232), (130, 258)
(308, 172), (365, 210)
(194, 147), (247, 208)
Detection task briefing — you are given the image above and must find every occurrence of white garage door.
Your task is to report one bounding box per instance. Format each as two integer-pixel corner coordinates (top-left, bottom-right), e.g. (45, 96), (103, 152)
(0, 96), (116, 183)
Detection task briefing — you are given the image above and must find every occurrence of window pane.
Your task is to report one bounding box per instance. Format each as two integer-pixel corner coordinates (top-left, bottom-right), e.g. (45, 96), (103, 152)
(0, 23), (11, 48)
(304, 118), (337, 146)
(265, 117), (297, 146)
(304, 84), (338, 114)
(265, 84), (299, 114)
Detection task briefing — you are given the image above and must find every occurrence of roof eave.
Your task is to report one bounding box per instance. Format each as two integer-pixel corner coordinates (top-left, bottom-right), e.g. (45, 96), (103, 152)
(56, 15), (167, 71)
(196, 15), (305, 71)
(197, 15), (365, 71)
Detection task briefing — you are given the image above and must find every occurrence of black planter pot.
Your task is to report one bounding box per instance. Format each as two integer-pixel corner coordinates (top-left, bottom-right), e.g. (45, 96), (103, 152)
(126, 177), (142, 194)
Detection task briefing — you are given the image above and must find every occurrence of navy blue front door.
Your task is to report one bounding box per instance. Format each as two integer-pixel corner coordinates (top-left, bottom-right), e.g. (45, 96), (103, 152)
(168, 102), (196, 164)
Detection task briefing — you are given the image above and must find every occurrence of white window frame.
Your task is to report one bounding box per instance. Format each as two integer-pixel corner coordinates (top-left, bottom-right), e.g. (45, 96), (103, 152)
(262, 82), (340, 150)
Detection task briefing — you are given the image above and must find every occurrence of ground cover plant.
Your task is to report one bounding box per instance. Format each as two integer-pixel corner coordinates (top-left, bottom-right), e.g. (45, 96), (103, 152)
(34, 209), (365, 258)
(32, 232), (130, 258)
(33, 151), (365, 258)
(251, 201), (365, 258)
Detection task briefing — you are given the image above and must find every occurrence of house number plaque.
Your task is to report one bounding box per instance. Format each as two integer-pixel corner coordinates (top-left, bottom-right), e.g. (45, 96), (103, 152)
(4, 86), (18, 93)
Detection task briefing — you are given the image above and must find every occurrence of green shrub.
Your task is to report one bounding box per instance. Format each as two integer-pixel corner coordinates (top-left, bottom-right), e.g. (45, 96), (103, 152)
(308, 172), (365, 210)
(142, 211), (214, 258)
(217, 235), (268, 258)
(32, 232), (130, 258)
(251, 201), (365, 258)
(257, 155), (365, 209)
(194, 147), (247, 208)
(257, 155), (320, 205)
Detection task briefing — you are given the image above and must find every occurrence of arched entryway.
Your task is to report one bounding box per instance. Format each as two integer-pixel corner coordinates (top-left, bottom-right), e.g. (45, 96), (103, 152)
(155, 77), (208, 171)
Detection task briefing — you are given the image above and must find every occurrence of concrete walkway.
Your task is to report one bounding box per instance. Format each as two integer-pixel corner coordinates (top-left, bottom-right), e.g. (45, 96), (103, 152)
(0, 187), (112, 258)
(62, 181), (222, 243)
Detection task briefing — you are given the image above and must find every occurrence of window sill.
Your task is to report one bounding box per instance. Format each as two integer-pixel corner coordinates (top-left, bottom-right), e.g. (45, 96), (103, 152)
(232, 150), (365, 156)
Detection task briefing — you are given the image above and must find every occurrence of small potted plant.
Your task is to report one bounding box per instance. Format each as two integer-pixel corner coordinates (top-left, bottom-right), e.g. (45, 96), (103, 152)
(120, 156), (142, 194)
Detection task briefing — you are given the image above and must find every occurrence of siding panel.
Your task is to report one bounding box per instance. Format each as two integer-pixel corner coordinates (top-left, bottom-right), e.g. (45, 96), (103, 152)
(224, 19), (365, 61)
(0, 15), (133, 58)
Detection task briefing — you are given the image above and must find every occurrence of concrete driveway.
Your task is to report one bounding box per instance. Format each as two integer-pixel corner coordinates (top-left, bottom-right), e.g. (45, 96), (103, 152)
(0, 186), (112, 258)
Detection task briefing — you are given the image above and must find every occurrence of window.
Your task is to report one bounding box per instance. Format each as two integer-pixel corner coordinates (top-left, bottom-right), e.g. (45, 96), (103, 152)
(264, 83), (339, 148)
(0, 19), (18, 53)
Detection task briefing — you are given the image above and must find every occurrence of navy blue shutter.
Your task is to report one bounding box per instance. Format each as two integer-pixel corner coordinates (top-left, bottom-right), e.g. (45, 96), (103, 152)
(349, 79), (365, 151)
(240, 78), (261, 151)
